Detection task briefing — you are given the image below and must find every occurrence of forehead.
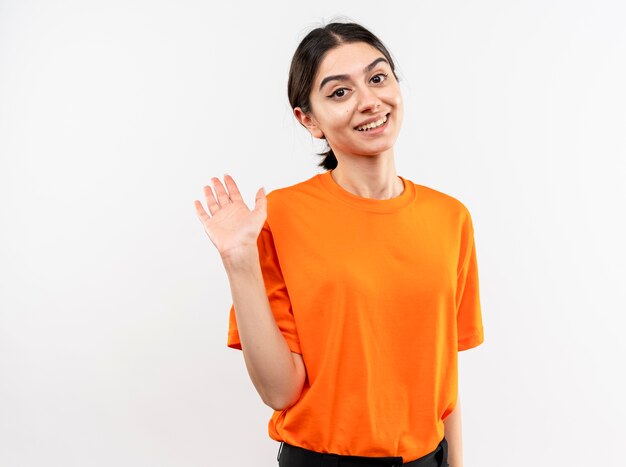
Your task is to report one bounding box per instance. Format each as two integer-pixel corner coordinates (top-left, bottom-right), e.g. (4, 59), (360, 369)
(315, 42), (386, 84)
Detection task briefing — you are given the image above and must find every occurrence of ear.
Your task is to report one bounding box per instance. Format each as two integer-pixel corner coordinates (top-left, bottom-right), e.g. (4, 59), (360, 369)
(293, 107), (325, 139)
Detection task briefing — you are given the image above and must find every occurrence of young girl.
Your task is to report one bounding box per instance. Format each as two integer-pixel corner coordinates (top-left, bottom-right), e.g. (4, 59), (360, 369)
(194, 21), (484, 467)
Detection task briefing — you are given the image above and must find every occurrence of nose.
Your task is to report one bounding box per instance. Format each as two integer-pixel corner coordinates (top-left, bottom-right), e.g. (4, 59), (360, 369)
(356, 87), (383, 113)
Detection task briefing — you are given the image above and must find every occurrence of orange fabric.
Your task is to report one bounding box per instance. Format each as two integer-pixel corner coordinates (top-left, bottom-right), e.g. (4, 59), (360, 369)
(227, 170), (484, 462)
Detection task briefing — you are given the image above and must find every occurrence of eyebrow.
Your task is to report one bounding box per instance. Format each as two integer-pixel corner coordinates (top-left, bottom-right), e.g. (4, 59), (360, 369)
(318, 57), (389, 92)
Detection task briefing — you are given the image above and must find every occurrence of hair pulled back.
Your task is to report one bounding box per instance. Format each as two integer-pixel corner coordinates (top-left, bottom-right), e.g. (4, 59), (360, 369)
(287, 20), (400, 170)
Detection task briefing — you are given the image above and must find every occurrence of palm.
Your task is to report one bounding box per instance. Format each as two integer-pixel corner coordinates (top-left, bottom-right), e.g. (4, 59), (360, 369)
(194, 175), (267, 258)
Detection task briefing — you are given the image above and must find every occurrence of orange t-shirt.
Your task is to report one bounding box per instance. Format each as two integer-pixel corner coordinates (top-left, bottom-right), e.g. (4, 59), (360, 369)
(227, 170), (484, 462)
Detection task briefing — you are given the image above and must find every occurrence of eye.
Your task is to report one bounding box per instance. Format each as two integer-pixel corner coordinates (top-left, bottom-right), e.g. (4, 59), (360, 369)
(371, 73), (388, 84)
(327, 73), (389, 99)
(328, 88), (348, 99)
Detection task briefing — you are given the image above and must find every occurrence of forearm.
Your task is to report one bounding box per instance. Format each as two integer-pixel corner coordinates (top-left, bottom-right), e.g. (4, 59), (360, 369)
(443, 395), (463, 467)
(223, 250), (301, 410)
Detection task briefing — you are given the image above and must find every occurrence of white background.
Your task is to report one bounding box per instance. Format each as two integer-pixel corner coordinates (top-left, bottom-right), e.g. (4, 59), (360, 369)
(1, 1), (625, 466)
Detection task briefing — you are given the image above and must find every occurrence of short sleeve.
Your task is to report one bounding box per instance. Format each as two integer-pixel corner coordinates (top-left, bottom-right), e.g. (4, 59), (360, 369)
(455, 210), (485, 351)
(227, 221), (302, 354)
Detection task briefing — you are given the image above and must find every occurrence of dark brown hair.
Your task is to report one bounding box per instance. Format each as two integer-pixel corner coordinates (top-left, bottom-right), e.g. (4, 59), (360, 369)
(287, 20), (401, 170)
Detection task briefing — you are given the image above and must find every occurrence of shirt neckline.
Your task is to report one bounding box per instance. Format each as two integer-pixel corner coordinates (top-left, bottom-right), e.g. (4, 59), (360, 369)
(317, 169), (417, 213)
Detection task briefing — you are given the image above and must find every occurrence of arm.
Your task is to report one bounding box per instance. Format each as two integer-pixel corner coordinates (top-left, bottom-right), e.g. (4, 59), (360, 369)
(443, 394), (463, 467)
(224, 249), (307, 411)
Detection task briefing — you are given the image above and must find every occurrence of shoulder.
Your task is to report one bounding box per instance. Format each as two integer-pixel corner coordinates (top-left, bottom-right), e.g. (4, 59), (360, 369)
(260, 174), (323, 231)
(264, 173), (322, 212)
(413, 182), (473, 217)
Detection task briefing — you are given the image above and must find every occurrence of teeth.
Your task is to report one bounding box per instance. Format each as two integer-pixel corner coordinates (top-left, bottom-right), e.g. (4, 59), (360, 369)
(356, 114), (388, 131)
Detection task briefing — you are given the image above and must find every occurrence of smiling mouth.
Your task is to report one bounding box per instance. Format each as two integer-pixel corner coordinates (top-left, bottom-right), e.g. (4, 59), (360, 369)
(355, 113), (390, 131)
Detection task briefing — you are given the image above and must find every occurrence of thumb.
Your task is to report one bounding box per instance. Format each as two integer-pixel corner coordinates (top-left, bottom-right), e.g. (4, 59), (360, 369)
(253, 186), (267, 212)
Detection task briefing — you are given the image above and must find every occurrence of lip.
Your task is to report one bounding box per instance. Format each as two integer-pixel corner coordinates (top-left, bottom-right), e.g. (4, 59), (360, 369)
(355, 112), (390, 135)
(354, 112), (390, 130)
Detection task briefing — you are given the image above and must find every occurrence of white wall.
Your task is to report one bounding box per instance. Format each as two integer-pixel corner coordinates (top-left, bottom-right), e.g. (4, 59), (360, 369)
(1, 0), (624, 465)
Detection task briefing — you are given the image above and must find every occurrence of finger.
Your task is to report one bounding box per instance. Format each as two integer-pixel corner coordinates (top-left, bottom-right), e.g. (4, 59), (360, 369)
(253, 187), (267, 214)
(194, 199), (211, 223)
(222, 174), (244, 203)
(203, 184), (221, 216)
(211, 177), (232, 207)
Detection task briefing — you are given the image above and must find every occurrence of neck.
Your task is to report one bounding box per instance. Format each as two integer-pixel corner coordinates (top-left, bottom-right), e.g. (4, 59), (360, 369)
(329, 151), (403, 200)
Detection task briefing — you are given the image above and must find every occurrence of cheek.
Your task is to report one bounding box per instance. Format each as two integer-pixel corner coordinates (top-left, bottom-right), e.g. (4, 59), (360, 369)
(394, 98), (403, 114)
(384, 84), (402, 105)
(390, 90), (403, 107)
(327, 109), (352, 129)
(390, 96), (403, 122)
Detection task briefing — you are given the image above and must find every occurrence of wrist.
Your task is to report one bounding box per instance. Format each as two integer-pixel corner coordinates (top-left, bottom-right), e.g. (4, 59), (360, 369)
(221, 246), (260, 270)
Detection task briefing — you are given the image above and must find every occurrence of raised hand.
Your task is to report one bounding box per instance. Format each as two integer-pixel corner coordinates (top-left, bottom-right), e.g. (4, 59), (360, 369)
(194, 174), (267, 261)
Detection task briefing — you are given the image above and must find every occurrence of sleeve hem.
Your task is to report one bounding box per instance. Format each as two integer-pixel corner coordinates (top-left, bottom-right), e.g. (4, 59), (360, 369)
(284, 339), (302, 355)
(227, 333), (302, 355)
(458, 332), (484, 351)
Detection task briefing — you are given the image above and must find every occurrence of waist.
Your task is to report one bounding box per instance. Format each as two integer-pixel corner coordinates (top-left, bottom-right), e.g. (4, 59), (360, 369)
(277, 436), (448, 467)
